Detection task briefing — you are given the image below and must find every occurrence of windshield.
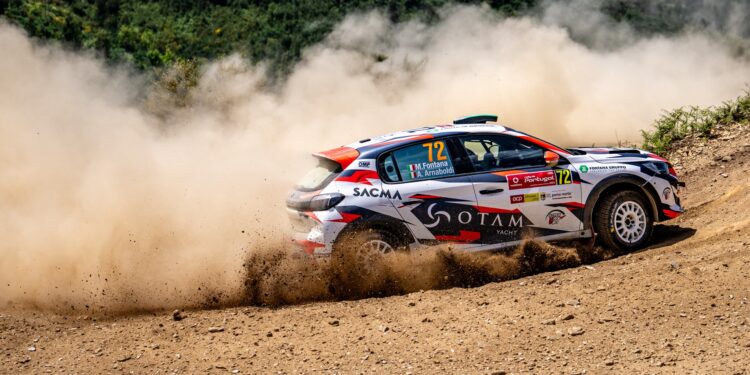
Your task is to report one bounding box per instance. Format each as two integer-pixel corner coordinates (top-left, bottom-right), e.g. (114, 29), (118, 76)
(295, 157), (342, 191)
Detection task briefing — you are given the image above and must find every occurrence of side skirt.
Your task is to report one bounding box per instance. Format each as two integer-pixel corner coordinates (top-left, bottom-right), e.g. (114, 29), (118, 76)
(411, 230), (593, 253)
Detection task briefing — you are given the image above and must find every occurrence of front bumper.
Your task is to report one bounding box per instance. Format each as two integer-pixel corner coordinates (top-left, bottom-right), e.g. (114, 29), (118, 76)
(661, 204), (684, 220)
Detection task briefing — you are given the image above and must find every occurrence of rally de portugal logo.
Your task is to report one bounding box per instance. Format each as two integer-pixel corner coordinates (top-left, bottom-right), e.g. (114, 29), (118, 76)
(579, 165), (589, 173)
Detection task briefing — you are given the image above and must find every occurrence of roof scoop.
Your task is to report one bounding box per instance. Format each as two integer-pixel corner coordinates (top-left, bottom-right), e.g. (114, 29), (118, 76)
(453, 114), (498, 124)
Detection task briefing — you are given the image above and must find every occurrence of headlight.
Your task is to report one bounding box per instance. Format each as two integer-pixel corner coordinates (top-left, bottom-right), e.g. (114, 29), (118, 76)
(663, 187), (672, 200)
(644, 161), (669, 175)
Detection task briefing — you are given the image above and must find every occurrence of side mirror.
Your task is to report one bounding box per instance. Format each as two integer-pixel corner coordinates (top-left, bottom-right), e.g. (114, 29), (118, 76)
(544, 151), (560, 168)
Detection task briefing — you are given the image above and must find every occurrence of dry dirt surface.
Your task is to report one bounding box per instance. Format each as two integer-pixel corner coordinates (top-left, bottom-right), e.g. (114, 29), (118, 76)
(2, 125), (750, 374)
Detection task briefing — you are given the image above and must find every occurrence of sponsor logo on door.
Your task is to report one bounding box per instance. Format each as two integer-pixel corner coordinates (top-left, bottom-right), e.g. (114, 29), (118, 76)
(508, 171), (557, 190)
(510, 192), (547, 204)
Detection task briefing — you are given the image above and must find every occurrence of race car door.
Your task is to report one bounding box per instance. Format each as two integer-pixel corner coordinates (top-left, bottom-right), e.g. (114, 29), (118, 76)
(377, 138), (480, 244)
(458, 134), (583, 246)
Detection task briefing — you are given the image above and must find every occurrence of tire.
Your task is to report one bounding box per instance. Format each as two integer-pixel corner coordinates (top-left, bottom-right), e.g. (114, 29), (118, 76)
(329, 228), (402, 299)
(593, 190), (653, 252)
(334, 228), (403, 256)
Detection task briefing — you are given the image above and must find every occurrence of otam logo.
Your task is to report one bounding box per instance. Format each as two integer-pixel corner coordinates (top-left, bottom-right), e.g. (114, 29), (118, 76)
(424, 203), (450, 228)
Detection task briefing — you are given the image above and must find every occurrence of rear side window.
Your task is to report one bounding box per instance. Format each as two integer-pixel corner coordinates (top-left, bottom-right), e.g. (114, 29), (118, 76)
(295, 157), (342, 191)
(459, 134), (545, 172)
(380, 140), (456, 182)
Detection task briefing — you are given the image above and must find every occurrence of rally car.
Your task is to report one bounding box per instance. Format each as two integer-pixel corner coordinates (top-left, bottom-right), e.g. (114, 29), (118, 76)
(286, 115), (683, 255)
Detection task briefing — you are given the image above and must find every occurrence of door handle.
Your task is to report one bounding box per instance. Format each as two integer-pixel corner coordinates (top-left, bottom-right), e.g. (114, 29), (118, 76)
(479, 188), (504, 195)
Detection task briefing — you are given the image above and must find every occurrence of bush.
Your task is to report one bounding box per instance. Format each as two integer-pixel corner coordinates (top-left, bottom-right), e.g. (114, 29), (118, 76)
(642, 92), (750, 154)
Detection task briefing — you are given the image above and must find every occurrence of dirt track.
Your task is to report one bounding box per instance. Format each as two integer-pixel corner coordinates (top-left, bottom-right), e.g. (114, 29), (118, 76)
(2, 124), (750, 374)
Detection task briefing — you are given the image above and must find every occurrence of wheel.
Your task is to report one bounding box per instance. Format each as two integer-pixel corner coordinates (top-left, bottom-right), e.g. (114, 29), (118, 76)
(593, 190), (653, 252)
(329, 228), (402, 299)
(358, 230), (397, 254)
(334, 228), (402, 259)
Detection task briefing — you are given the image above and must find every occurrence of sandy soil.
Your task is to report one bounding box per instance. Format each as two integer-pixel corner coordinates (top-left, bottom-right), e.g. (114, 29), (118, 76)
(2, 124), (750, 374)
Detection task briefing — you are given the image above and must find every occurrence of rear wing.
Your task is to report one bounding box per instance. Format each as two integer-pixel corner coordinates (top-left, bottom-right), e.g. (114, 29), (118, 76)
(313, 146), (360, 169)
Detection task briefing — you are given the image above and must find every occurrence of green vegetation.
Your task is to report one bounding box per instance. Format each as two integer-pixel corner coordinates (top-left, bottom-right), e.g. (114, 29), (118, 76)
(0, 0), (535, 76)
(0, 0), (724, 76)
(642, 92), (750, 155)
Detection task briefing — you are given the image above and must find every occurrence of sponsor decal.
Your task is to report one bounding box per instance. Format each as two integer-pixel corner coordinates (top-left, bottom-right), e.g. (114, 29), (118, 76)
(579, 164), (626, 173)
(358, 161), (371, 168)
(508, 170), (572, 190)
(510, 192), (547, 204)
(548, 190), (573, 200)
(353, 187), (402, 200)
(422, 203), (525, 229)
(508, 171), (556, 190)
(546, 209), (566, 225)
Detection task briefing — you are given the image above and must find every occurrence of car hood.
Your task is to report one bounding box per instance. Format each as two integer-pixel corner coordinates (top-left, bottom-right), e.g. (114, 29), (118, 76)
(568, 147), (659, 163)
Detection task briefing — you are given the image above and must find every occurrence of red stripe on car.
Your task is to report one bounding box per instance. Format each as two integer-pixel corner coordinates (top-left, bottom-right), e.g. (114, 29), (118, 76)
(304, 211), (321, 222)
(662, 209), (681, 219)
(294, 239), (325, 255)
(517, 135), (571, 155)
(562, 202), (585, 208)
(331, 212), (361, 223)
(435, 230), (481, 243)
(371, 134), (434, 147)
(335, 170), (379, 185)
(474, 205), (522, 214)
(410, 194), (443, 200)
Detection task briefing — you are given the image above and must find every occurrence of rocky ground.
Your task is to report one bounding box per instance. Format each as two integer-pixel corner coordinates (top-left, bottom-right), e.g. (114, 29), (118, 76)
(2, 124), (750, 374)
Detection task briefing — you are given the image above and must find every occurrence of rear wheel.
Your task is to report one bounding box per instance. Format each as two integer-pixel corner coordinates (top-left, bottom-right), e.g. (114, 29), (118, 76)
(334, 228), (403, 257)
(358, 230), (397, 254)
(593, 190), (653, 252)
(329, 228), (403, 299)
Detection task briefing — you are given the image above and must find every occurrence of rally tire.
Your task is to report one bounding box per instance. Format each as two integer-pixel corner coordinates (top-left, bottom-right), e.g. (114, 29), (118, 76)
(329, 228), (403, 299)
(593, 190), (653, 253)
(334, 228), (403, 256)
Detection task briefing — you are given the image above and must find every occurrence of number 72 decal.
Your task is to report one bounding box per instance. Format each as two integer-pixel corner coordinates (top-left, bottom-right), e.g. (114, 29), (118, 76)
(554, 169), (572, 185)
(422, 141), (448, 162)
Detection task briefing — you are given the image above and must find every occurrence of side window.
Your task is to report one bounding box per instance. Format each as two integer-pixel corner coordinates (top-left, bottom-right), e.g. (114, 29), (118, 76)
(379, 139), (456, 182)
(459, 135), (545, 172)
(382, 154), (400, 181)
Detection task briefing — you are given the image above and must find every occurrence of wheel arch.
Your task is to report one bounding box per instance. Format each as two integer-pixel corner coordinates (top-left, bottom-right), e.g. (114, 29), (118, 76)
(583, 175), (661, 230)
(333, 216), (415, 250)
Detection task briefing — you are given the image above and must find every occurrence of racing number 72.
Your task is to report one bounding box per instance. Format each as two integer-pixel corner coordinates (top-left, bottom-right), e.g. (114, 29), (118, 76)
(423, 141), (447, 162)
(554, 169), (572, 185)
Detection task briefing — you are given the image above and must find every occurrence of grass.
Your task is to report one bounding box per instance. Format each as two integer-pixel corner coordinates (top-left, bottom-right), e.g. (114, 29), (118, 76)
(642, 91), (750, 155)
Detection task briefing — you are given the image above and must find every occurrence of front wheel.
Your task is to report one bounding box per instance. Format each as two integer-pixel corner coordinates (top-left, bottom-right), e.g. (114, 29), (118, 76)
(593, 190), (653, 252)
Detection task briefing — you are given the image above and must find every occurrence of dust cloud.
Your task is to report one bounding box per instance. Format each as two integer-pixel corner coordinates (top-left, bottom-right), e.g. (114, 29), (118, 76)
(243, 239), (594, 307)
(1, 3), (749, 313)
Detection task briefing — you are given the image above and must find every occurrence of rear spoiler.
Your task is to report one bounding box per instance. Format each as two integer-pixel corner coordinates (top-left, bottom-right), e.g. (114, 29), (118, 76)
(313, 146), (360, 169)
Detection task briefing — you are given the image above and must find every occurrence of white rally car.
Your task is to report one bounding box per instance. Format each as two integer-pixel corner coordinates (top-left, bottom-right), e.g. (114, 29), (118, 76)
(286, 115), (684, 255)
